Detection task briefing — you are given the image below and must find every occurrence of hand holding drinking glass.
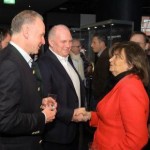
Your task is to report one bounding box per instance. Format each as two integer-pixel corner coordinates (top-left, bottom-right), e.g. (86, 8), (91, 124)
(41, 94), (57, 111)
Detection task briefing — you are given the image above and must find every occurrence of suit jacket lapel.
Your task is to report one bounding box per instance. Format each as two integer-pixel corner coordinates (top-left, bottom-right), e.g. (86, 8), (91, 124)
(8, 44), (35, 83)
(8, 44), (30, 69)
(47, 50), (77, 92)
(10, 44), (43, 98)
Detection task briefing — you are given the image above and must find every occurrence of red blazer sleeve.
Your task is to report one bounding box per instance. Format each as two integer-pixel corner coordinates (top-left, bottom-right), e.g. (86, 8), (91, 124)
(89, 111), (99, 127)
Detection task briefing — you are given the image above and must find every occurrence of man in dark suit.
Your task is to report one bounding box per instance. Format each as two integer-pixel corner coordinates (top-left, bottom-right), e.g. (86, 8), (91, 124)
(0, 10), (57, 150)
(91, 33), (112, 110)
(38, 24), (86, 150)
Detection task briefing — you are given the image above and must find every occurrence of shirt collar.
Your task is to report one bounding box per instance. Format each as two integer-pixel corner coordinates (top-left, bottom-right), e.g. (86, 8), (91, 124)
(49, 47), (68, 62)
(10, 41), (32, 67)
(97, 48), (105, 57)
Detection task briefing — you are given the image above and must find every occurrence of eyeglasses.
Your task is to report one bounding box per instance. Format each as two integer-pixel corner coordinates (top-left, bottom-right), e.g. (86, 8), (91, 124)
(136, 42), (146, 45)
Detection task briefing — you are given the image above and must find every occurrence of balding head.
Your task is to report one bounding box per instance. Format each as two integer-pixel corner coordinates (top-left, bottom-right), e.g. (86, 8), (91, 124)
(129, 31), (148, 50)
(48, 24), (72, 57)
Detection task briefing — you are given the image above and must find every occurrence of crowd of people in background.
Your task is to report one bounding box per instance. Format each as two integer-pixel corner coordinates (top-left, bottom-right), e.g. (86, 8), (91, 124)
(0, 9), (150, 150)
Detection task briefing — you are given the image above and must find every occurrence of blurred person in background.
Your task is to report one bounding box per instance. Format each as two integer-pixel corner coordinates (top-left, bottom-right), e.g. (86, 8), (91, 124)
(90, 33), (112, 110)
(130, 31), (149, 51)
(70, 38), (93, 81)
(0, 27), (11, 50)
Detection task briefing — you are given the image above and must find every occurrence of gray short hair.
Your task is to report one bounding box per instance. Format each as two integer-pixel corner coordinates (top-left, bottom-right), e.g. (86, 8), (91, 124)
(11, 10), (43, 33)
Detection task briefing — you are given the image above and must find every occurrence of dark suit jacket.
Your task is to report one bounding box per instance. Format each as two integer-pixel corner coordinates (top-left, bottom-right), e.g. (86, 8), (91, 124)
(38, 49), (85, 144)
(0, 44), (45, 150)
(92, 48), (112, 101)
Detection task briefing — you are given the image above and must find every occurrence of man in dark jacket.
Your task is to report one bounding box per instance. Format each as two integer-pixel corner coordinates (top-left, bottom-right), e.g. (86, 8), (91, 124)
(38, 24), (86, 150)
(90, 33), (112, 110)
(0, 10), (56, 150)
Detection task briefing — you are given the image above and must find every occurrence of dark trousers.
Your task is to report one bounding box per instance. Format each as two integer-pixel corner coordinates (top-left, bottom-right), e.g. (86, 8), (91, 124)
(0, 136), (43, 150)
(42, 125), (87, 150)
(42, 127), (81, 150)
(43, 133), (79, 150)
(43, 141), (78, 150)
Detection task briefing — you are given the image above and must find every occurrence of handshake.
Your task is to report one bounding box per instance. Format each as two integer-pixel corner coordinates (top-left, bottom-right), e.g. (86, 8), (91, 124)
(41, 98), (91, 124)
(72, 107), (91, 122)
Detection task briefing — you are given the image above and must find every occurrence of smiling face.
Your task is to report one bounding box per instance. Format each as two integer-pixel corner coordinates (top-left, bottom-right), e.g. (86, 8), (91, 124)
(109, 49), (132, 76)
(48, 25), (72, 57)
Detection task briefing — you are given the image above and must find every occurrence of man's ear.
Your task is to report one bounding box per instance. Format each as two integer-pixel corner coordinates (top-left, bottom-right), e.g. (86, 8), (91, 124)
(48, 39), (54, 47)
(22, 25), (30, 39)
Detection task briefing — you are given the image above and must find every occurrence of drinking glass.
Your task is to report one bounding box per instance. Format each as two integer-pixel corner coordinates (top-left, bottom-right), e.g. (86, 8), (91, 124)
(47, 93), (57, 111)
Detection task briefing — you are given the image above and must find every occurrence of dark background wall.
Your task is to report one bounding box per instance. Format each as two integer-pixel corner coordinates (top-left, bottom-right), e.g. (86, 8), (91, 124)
(95, 0), (142, 31)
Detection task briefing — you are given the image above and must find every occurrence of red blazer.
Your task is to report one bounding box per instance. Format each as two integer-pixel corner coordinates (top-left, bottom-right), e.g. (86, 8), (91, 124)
(90, 74), (149, 150)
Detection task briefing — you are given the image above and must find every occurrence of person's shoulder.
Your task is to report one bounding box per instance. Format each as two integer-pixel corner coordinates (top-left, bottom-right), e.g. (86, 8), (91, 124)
(102, 48), (109, 56)
(39, 49), (50, 59)
(118, 74), (143, 91)
(0, 46), (11, 63)
(0, 48), (18, 72)
(38, 49), (54, 67)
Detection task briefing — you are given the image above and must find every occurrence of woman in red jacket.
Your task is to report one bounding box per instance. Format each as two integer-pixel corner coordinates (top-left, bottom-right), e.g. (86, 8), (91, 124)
(84, 41), (150, 150)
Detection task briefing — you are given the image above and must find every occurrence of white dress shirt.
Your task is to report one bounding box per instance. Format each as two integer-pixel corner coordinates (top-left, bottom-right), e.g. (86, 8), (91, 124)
(10, 41), (33, 67)
(50, 48), (81, 107)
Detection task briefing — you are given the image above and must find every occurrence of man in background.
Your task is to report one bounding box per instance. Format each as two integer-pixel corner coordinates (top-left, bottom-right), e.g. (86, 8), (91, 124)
(70, 38), (93, 81)
(90, 33), (112, 110)
(70, 38), (86, 81)
(130, 31), (149, 51)
(0, 27), (11, 50)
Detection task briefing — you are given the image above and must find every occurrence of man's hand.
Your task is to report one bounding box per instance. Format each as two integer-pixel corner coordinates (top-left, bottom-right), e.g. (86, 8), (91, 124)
(42, 106), (57, 123)
(41, 97), (57, 123)
(41, 97), (57, 111)
(72, 107), (91, 122)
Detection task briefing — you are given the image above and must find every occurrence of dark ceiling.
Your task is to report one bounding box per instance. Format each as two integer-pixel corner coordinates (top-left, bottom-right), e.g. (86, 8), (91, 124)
(0, 0), (149, 25)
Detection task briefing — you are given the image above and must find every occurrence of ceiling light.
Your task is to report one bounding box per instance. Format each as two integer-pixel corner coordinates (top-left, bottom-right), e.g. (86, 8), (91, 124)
(59, 7), (67, 10)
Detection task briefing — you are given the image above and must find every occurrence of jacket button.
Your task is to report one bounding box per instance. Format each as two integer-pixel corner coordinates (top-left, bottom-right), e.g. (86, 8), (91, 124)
(37, 87), (40, 91)
(39, 140), (42, 144)
(32, 70), (35, 74)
